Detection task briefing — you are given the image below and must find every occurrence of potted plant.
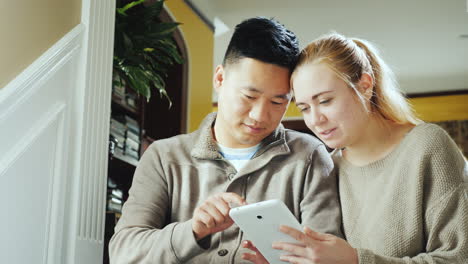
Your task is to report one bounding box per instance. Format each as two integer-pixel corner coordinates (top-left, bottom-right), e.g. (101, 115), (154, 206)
(113, 0), (183, 106)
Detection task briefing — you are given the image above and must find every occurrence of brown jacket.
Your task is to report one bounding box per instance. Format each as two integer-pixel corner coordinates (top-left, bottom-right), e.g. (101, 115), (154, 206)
(109, 113), (342, 263)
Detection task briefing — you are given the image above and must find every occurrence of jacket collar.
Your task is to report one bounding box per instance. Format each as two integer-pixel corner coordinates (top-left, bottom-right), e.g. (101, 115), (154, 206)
(191, 112), (290, 160)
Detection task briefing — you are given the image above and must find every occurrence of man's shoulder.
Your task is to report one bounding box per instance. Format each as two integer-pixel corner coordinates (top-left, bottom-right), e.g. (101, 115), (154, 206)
(148, 130), (198, 153)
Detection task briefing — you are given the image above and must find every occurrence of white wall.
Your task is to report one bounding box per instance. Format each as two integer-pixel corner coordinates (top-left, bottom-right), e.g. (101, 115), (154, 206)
(0, 0), (115, 263)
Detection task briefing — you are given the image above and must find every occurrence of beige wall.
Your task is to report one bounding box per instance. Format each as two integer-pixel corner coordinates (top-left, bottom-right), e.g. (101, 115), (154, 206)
(411, 94), (468, 122)
(215, 94), (468, 122)
(0, 0), (82, 89)
(165, 0), (214, 132)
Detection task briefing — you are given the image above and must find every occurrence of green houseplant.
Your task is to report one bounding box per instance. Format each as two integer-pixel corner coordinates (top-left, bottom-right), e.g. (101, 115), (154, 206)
(113, 0), (183, 105)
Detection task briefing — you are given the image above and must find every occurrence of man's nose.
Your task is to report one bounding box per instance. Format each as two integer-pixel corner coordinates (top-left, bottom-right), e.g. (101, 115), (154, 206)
(249, 101), (269, 123)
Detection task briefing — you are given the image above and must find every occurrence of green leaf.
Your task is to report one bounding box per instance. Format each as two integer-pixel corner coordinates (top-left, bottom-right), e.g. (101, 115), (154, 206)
(122, 32), (134, 50)
(147, 22), (181, 37)
(118, 0), (145, 15)
(159, 89), (172, 108)
(113, 0), (182, 103)
(143, 0), (164, 25)
(126, 67), (151, 99)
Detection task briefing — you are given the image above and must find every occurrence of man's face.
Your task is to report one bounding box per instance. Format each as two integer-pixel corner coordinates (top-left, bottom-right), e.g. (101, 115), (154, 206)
(213, 58), (291, 148)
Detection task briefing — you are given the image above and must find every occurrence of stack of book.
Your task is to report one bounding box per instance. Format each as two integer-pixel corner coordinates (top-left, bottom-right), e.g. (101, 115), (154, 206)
(112, 76), (127, 106)
(109, 115), (141, 164)
(112, 82), (126, 102)
(110, 118), (126, 150)
(124, 115), (140, 160)
(126, 92), (138, 109)
(112, 81), (138, 110)
(107, 178), (124, 213)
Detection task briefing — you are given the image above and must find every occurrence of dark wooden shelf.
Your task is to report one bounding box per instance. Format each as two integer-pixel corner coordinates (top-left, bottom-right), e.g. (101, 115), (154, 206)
(113, 151), (138, 167)
(111, 95), (140, 116)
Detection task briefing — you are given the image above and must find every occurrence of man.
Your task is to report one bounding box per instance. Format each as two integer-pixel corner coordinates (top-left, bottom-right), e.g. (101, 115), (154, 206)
(109, 17), (342, 263)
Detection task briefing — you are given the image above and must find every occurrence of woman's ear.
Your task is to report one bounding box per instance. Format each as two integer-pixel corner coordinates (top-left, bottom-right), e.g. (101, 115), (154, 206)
(358, 72), (374, 100)
(213, 65), (225, 93)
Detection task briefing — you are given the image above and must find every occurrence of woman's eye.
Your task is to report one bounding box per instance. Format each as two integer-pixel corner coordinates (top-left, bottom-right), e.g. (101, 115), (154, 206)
(299, 107), (309, 112)
(243, 94), (254, 100)
(319, 99), (331, 105)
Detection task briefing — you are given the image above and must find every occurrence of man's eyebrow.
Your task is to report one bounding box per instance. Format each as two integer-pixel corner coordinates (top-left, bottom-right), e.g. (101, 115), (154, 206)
(274, 94), (291, 100)
(243, 87), (262, 94)
(243, 86), (291, 100)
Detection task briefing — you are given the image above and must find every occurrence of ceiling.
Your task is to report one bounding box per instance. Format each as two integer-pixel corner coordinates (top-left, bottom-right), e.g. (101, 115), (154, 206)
(187, 0), (468, 95)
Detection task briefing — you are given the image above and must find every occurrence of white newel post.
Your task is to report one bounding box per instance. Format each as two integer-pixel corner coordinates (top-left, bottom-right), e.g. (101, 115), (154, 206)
(67, 0), (116, 263)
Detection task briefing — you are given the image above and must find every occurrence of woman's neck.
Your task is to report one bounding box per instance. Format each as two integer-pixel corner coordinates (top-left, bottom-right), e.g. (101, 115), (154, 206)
(343, 116), (414, 167)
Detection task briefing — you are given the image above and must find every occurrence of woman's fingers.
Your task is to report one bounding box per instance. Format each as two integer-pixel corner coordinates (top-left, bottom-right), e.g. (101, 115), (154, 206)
(241, 240), (269, 264)
(279, 254), (308, 264)
(279, 225), (311, 245)
(242, 240), (260, 254)
(242, 252), (258, 262)
(272, 242), (307, 256)
(303, 226), (329, 241)
(242, 240), (259, 251)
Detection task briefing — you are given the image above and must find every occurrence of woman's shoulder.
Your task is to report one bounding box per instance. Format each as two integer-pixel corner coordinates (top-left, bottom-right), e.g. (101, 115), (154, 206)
(408, 122), (446, 137)
(410, 122), (466, 177)
(403, 122), (455, 151)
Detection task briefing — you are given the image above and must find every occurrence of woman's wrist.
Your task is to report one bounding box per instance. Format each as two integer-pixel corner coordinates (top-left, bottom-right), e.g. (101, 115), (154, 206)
(351, 247), (359, 264)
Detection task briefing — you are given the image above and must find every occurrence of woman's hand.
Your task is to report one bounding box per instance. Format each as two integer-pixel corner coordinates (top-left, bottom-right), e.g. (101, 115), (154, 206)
(241, 240), (270, 264)
(273, 225), (358, 264)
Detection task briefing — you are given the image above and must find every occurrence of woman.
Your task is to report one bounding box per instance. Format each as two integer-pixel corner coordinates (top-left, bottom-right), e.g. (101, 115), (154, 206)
(242, 33), (468, 263)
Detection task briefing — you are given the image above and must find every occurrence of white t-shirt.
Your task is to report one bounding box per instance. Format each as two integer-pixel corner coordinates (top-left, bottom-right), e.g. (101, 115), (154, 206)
(217, 143), (261, 172)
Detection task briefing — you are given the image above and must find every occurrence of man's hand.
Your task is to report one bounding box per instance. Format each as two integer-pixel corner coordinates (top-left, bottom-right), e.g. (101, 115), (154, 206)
(192, 192), (246, 241)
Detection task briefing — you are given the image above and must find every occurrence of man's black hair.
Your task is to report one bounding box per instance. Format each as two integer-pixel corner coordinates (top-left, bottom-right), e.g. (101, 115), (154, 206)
(222, 17), (300, 72)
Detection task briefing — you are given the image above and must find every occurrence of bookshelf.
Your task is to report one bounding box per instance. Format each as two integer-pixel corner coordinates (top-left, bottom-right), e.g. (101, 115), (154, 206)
(104, 83), (143, 264)
(103, 72), (184, 263)
(102, 7), (188, 262)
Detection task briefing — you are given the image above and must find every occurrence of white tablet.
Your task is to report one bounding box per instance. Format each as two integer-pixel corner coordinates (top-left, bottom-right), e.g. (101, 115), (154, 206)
(229, 199), (303, 264)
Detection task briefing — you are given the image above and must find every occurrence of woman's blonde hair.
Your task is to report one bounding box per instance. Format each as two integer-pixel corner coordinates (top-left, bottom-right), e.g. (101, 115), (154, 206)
(292, 32), (421, 125)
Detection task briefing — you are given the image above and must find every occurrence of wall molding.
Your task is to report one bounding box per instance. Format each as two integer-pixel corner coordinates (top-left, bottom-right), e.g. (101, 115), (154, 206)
(0, 102), (65, 174)
(0, 22), (84, 263)
(0, 25), (84, 110)
(407, 89), (468, 98)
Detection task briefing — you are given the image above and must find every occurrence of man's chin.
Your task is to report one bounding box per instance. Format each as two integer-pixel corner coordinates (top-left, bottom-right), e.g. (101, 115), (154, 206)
(236, 134), (264, 147)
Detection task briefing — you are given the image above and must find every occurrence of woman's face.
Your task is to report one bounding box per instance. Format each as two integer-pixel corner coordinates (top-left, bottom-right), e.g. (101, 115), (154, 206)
(292, 63), (369, 149)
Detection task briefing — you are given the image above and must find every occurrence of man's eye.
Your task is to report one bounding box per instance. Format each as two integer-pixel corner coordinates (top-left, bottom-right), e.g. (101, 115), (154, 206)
(272, 101), (283, 105)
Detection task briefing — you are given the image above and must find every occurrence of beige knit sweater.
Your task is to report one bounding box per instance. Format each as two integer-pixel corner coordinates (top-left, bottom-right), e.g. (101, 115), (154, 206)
(334, 123), (468, 264)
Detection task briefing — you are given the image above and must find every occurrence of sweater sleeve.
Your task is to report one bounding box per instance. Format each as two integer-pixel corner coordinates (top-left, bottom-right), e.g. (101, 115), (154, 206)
(300, 143), (344, 238)
(357, 126), (468, 264)
(108, 142), (206, 263)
